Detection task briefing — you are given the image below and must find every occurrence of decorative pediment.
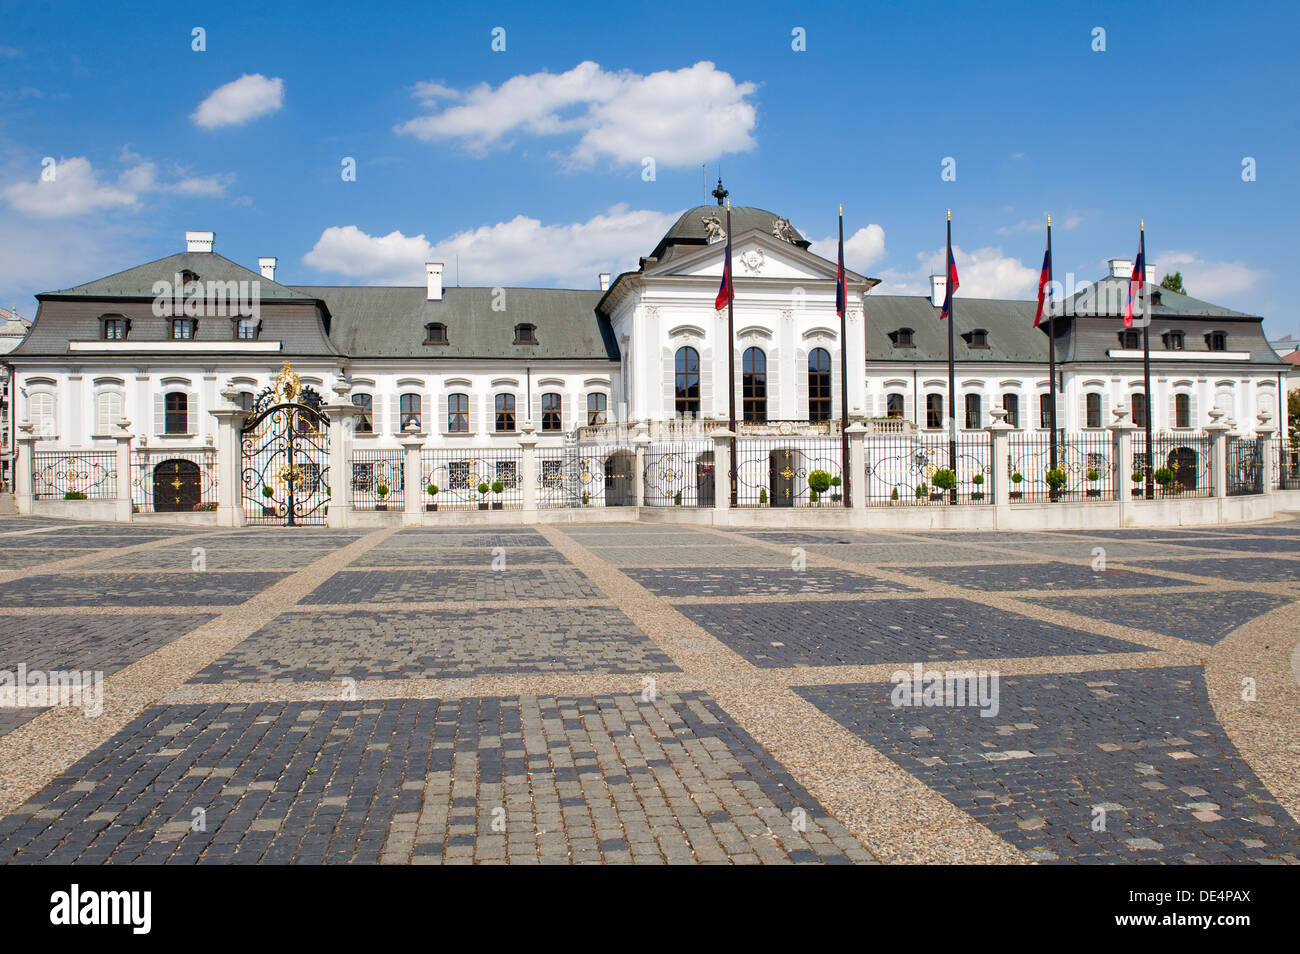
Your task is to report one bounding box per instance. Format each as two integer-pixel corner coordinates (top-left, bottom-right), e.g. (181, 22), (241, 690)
(645, 228), (871, 286)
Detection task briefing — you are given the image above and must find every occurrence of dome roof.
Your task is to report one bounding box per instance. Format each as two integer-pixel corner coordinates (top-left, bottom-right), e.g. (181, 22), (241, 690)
(647, 204), (810, 261)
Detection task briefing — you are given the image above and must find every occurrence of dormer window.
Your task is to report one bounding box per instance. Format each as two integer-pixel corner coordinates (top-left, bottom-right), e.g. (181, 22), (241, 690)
(171, 318), (197, 340)
(888, 328), (914, 347)
(1206, 331), (1227, 351)
(424, 322), (448, 345)
(180, 270), (201, 294)
(962, 328), (988, 348)
(514, 323), (537, 345)
(1162, 331), (1184, 350)
(1118, 330), (1140, 349)
(1150, 289), (1163, 307)
(235, 317), (259, 340)
(101, 315), (129, 340)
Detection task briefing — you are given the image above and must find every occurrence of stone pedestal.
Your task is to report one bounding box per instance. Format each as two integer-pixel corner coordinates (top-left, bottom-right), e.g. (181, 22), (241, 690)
(400, 427), (426, 526)
(14, 424), (34, 515)
(986, 408), (1013, 526)
(325, 378), (362, 528)
(846, 423), (867, 510)
(711, 429), (734, 513)
(210, 389), (246, 528)
(518, 423), (538, 514)
(113, 420), (134, 522)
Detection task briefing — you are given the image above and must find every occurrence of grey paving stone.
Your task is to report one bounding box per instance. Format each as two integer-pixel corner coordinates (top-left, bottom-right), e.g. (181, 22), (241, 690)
(0, 707), (48, 737)
(894, 561), (1194, 591)
(676, 598), (1149, 667)
(1022, 591), (1294, 645)
(0, 694), (863, 865)
(298, 568), (603, 604)
(0, 613), (217, 676)
(1127, 556), (1300, 582)
(0, 572), (289, 607)
(350, 545), (569, 568)
(189, 606), (677, 682)
(797, 667), (1300, 864)
(589, 545), (786, 567)
(623, 566), (919, 598)
(1159, 536), (1300, 555)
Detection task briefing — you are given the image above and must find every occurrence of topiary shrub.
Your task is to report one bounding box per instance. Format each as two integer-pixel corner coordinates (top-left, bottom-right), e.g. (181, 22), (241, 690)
(931, 469), (956, 491)
(1044, 467), (1068, 490)
(63, 490), (88, 500)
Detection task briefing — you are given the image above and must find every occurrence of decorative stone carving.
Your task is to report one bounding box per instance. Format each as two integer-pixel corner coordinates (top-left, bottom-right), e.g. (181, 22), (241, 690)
(739, 249), (765, 274)
(701, 215), (726, 243)
(772, 216), (796, 243)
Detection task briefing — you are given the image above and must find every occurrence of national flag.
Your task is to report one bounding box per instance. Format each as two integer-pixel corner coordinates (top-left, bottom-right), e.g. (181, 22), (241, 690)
(939, 215), (959, 320)
(1033, 243), (1052, 328)
(1123, 224), (1145, 328)
(835, 206), (847, 318)
(714, 214), (733, 311)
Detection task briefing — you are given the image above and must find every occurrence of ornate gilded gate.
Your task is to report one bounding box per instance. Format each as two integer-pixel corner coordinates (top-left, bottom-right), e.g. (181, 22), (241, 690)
(240, 363), (330, 525)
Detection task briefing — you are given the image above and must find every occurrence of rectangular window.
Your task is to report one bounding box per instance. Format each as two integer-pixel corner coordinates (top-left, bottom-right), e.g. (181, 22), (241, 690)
(1002, 394), (1019, 428)
(448, 460), (471, 490)
(886, 393), (904, 419)
(495, 460), (518, 489)
(1039, 393), (1054, 430)
(447, 393), (468, 432)
(399, 393), (421, 431)
(1086, 393), (1102, 428)
(926, 394), (943, 430)
(351, 394), (373, 433)
(542, 393), (563, 432)
(495, 394), (516, 432)
(587, 392), (607, 426)
(164, 392), (188, 434)
(964, 394), (981, 430)
(541, 459), (563, 485)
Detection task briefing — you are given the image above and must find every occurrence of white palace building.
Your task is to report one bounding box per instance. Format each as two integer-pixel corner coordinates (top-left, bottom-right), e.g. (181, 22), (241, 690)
(6, 192), (1294, 527)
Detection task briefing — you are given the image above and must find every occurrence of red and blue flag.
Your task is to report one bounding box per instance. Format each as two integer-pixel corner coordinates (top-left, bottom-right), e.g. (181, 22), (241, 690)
(714, 215), (733, 311)
(1123, 225), (1145, 328)
(835, 207), (847, 318)
(939, 217), (959, 319)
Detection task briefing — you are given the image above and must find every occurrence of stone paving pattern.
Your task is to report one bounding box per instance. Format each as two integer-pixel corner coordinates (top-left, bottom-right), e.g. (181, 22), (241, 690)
(0, 515), (1296, 864)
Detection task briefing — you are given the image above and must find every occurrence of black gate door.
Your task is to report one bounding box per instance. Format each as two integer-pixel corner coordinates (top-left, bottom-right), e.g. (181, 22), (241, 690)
(153, 459), (201, 512)
(240, 364), (330, 525)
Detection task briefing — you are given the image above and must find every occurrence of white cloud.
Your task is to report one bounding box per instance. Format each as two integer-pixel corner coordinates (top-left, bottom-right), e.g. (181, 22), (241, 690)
(808, 224), (886, 272)
(396, 61), (757, 167)
(304, 205), (682, 287)
(1155, 251), (1267, 299)
(191, 74), (284, 129)
(2, 155), (232, 218)
(875, 246), (1038, 299)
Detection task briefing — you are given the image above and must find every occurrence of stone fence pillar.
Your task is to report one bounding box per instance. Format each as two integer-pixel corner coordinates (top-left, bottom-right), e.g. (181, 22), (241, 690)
(211, 387), (246, 528)
(113, 418), (134, 522)
(846, 422), (867, 510)
(986, 408), (1013, 526)
(14, 423), (34, 515)
(1108, 404), (1138, 526)
(711, 429), (733, 513)
(518, 424), (538, 517)
(1204, 409), (1230, 500)
(1255, 411), (1275, 496)
(325, 377), (361, 529)
(633, 424), (650, 509)
(400, 426), (425, 527)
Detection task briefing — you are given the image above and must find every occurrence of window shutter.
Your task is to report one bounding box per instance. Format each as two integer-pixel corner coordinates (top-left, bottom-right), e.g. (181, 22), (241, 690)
(1102, 392), (1111, 427)
(391, 395), (402, 436)
(732, 348), (743, 420)
(830, 352), (840, 420)
(577, 390), (587, 429)
(96, 394), (111, 434)
(423, 391), (432, 432)
(154, 393), (165, 435)
(438, 393), (449, 434)
(902, 391), (913, 426)
(1189, 393), (1199, 428)
(663, 348), (675, 417)
(470, 393), (480, 435)
(187, 391), (199, 435)
(1168, 392), (1177, 430)
(531, 390), (541, 429)
(700, 347), (713, 416)
(767, 348), (781, 419)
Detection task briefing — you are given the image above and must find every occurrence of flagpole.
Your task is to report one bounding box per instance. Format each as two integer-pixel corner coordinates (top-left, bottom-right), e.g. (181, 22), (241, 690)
(1047, 214), (1058, 477)
(947, 210), (957, 505)
(726, 200), (737, 506)
(1139, 221), (1153, 500)
(838, 205), (851, 507)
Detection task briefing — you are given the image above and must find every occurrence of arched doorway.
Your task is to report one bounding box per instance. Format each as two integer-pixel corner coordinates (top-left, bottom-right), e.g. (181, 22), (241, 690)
(695, 451), (715, 507)
(1166, 447), (1198, 491)
(604, 451), (635, 506)
(153, 459), (201, 512)
(769, 448), (800, 507)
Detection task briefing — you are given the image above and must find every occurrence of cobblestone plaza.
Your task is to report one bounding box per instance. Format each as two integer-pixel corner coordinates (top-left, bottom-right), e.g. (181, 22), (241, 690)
(0, 515), (1296, 864)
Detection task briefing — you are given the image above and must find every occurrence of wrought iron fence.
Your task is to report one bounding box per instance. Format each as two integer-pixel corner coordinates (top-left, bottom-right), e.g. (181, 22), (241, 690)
(734, 436), (844, 507)
(421, 447), (523, 510)
(864, 433), (991, 505)
(32, 450), (117, 499)
(351, 449), (405, 511)
(1007, 432), (1114, 503)
(131, 447), (218, 513)
(1277, 438), (1299, 490)
(535, 443), (632, 508)
(1226, 437), (1262, 496)
(1133, 432), (1215, 498)
(643, 440), (715, 507)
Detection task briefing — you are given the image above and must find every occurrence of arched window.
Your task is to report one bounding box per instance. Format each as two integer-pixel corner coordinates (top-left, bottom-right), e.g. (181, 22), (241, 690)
(886, 393), (904, 419)
(1131, 393), (1148, 428)
(541, 393), (562, 432)
(30, 392), (55, 437)
(807, 347), (831, 422)
(587, 392), (607, 426)
(447, 393), (469, 432)
(95, 392), (123, 434)
(1002, 393), (1019, 428)
(351, 393), (373, 433)
(742, 347), (767, 422)
(926, 394), (944, 429)
(675, 346), (700, 418)
(964, 394), (981, 430)
(1086, 392), (1102, 428)
(164, 392), (188, 434)
(495, 393), (516, 432)
(1175, 393), (1191, 428)
(399, 393), (422, 431)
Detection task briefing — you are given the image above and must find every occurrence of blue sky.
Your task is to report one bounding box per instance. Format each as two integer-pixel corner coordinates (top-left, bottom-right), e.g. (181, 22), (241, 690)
(2, 0), (1296, 335)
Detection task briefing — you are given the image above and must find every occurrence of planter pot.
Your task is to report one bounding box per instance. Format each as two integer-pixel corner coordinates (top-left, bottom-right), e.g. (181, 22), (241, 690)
(425, 503), (438, 512)
(261, 506), (276, 517)
(491, 501), (503, 510)
(375, 504), (388, 512)
(831, 494), (842, 503)
(1086, 489), (1101, 498)
(970, 492), (984, 501)
(929, 493), (945, 502)
(1009, 491), (1023, 500)
(1131, 488), (1143, 497)
(478, 502), (489, 511)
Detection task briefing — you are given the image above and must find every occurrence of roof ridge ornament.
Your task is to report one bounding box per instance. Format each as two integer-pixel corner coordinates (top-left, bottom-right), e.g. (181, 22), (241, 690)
(711, 177), (728, 206)
(701, 213), (726, 243)
(772, 216), (796, 243)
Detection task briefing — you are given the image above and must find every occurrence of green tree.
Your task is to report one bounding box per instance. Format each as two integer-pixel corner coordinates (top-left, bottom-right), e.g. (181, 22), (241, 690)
(1159, 272), (1185, 296)
(1288, 388), (1300, 440)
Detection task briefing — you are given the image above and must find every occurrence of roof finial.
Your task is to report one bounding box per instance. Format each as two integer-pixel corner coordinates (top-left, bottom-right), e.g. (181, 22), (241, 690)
(712, 177), (728, 207)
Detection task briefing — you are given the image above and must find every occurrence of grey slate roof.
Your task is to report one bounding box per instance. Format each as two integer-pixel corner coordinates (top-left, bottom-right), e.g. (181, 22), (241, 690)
(648, 205), (810, 262)
(294, 286), (619, 362)
(865, 295), (1047, 364)
(1060, 276), (1255, 318)
(45, 251), (315, 300)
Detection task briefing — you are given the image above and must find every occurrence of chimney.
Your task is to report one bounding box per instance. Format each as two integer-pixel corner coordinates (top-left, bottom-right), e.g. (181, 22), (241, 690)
(1145, 264), (1156, 284)
(426, 263), (443, 301)
(1107, 258), (1132, 280)
(185, 230), (215, 253)
(258, 257), (277, 281)
(598, 272), (611, 292)
(929, 274), (947, 308)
